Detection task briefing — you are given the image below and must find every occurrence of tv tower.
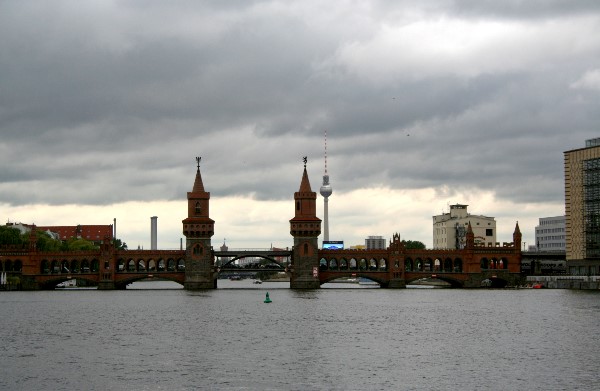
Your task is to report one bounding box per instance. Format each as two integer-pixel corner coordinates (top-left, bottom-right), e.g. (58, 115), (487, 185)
(319, 130), (333, 242)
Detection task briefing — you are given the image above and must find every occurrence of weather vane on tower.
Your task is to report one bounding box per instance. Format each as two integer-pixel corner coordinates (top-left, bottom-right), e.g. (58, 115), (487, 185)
(303, 156), (307, 168)
(196, 156), (201, 170)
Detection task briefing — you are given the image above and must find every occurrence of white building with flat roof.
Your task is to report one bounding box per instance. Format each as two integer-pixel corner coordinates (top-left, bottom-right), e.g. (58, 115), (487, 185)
(433, 204), (496, 249)
(534, 216), (565, 251)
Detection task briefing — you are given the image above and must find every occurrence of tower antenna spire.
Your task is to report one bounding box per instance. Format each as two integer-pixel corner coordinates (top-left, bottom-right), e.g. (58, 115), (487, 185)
(319, 130), (333, 243)
(324, 130), (328, 175)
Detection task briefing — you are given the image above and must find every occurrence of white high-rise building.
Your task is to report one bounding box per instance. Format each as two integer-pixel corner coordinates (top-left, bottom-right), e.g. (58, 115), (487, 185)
(319, 131), (332, 244)
(433, 204), (497, 249)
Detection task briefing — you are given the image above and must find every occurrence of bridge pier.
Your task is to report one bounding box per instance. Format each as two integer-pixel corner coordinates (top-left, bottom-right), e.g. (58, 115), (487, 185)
(290, 274), (320, 289)
(387, 278), (407, 289)
(98, 281), (117, 290)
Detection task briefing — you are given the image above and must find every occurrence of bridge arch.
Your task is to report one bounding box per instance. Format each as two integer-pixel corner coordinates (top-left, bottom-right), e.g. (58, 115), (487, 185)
(41, 259), (49, 274)
(167, 258), (176, 271)
(320, 257), (327, 271)
(349, 258), (357, 270)
(359, 258), (367, 271)
(425, 258), (434, 271)
(405, 257), (413, 271)
(443, 258), (451, 272)
(339, 258), (347, 270)
(329, 258), (338, 270)
(480, 257), (489, 270)
(319, 272), (387, 286)
(177, 258), (186, 271)
(114, 275), (185, 290)
(405, 275), (464, 288)
(454, 258), (463, 272)
(70, 259), (79, 273)
(220, 255), (285, 270)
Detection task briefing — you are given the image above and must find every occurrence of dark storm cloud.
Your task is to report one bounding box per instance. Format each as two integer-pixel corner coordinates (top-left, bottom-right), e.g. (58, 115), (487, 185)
(0, 1), (598, 208)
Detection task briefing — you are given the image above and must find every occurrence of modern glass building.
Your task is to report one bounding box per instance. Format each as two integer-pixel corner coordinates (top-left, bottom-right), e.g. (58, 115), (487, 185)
(564, 138), (600, 275)
(534, 216), (565, 251)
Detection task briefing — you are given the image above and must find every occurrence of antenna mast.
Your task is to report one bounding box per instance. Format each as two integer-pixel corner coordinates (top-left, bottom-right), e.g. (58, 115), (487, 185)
(324, 130), (328, 175)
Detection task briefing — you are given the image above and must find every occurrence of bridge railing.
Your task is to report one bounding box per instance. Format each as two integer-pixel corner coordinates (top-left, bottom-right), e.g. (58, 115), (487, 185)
(216, 248), (290, 252)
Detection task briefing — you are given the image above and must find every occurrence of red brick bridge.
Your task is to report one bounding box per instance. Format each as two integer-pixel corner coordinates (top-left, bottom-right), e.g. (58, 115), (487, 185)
(1, 159), (523, 289)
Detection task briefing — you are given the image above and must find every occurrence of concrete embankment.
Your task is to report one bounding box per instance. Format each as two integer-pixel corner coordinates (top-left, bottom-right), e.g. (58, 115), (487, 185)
(526, 275), (600, 289)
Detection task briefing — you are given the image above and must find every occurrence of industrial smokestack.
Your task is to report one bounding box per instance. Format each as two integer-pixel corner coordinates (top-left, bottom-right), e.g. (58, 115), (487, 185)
(150, 216), (158, 250)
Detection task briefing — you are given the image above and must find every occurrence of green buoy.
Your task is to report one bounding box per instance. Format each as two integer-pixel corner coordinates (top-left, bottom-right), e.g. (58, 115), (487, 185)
(264, 292), (272, 303)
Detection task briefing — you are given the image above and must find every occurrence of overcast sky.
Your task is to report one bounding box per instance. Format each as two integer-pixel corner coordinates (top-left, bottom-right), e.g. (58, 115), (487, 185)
(1, 1), (599, 250)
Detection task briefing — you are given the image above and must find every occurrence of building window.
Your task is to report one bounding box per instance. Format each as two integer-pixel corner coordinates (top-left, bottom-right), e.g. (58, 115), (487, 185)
(486, 229), (493, 236)
(195, 202), (201, 215)
(584, 158), (600, 258)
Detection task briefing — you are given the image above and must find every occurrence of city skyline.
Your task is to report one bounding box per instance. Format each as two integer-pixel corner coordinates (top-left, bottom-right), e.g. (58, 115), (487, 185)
(2, 2), (598, 249)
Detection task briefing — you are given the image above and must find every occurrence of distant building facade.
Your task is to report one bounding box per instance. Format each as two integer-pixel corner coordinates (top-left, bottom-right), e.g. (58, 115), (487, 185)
(6, 223), (113, 245)
(365, 236), (386, 250)
(564, 138), (600, 275)
(534, 216), (565, 251)
(433, 204), (496, 249)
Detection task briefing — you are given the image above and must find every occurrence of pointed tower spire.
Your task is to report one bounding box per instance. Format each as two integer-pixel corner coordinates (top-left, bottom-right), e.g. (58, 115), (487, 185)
(183, 156), (214, 237)
(513, 221), (522, 250)
(466, 221), (474, 248)
(193, 156), (205, 192)
(300, 164), (313, 193)
(291, 157), (321, 233)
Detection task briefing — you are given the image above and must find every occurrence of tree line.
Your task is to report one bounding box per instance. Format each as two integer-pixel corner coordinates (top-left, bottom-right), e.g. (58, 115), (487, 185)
(0, 226), (127, 251)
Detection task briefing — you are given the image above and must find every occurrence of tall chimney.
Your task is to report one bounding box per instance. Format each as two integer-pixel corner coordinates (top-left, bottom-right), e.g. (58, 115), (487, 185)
(151, 216), (158, 250)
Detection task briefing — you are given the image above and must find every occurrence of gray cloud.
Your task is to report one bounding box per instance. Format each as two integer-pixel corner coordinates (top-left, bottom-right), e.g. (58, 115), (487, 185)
(1, 1), (598, 211)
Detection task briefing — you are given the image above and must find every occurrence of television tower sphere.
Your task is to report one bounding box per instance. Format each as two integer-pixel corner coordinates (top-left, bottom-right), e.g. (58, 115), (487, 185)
(320, 175), (332, 198)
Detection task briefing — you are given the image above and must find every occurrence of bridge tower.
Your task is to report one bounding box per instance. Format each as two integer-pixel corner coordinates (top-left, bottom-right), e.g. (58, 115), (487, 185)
(182, 157), (216, 289)
(513, 221), (522, 250)
(290, 159), (322, 289)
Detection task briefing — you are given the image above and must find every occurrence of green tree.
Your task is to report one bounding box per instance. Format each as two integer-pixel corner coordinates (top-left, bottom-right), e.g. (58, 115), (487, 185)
(113, 238), (128, 250)
(0, 226), (24, 246)
(62, 237), (98, 251)
(23, 230), (62, 252)
(402, 240), (426, 249)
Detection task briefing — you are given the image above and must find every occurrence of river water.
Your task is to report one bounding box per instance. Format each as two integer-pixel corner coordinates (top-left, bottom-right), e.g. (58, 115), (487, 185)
(0, 280), (598, 391)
